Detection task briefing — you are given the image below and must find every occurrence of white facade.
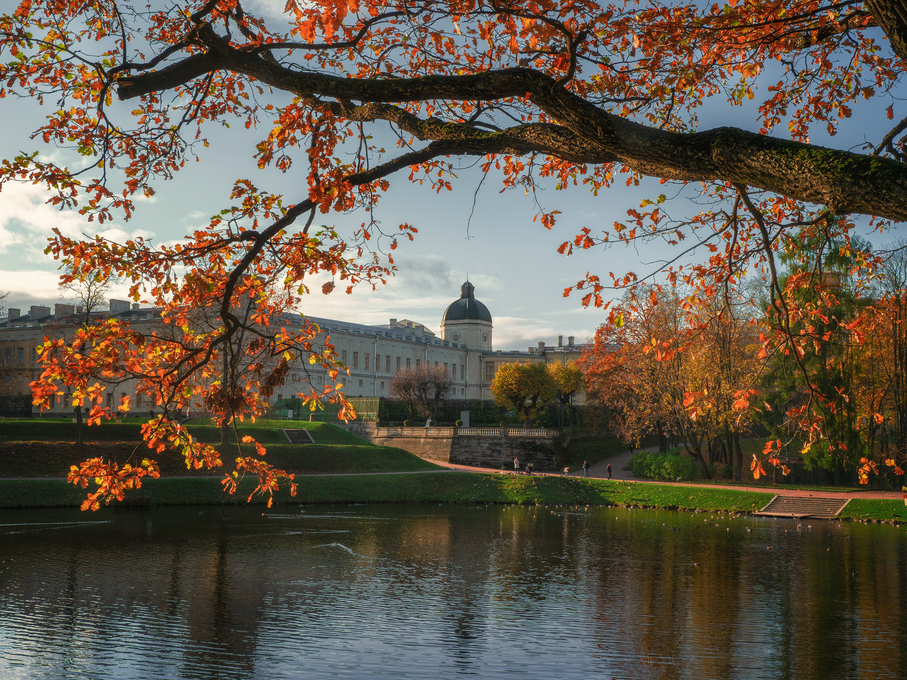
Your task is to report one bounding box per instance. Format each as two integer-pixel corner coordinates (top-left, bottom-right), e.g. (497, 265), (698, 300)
(0, 283), (588, 414)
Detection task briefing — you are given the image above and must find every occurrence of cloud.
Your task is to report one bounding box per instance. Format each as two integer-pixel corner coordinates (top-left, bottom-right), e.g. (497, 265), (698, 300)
(0, 182), (86, 260)
(392, 255), (456, 292)
(492, 315), (595, 350)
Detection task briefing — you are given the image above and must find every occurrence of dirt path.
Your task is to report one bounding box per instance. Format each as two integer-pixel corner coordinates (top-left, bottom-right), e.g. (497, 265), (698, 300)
(442, 449), (903, 501)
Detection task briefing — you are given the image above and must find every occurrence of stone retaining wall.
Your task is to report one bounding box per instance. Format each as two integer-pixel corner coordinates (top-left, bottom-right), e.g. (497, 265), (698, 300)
(337, 423), (559, 471)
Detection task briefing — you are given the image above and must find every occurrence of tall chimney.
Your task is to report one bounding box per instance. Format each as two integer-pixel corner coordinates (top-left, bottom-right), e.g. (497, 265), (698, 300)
(558, 335), (563, 347)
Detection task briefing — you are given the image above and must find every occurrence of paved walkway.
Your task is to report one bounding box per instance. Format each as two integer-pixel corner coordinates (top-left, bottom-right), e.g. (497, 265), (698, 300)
(442, 448), (902, 501)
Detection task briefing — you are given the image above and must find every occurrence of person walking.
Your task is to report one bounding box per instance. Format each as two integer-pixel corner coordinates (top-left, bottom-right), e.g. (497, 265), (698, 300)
(607, 463), (612, 479)
(582, 460), (589, 478)
(514, 457), (520, 474)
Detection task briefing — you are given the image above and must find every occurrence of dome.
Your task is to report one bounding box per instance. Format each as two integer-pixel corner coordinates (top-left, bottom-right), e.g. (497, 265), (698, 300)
(442, 281), (492, 324)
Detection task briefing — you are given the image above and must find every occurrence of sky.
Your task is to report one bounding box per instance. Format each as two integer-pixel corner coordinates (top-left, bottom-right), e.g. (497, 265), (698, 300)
(0, 2), (897, 351)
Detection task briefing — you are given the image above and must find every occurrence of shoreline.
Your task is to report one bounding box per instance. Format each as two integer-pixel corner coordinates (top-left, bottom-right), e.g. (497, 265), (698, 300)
(1, 473), (903, 524)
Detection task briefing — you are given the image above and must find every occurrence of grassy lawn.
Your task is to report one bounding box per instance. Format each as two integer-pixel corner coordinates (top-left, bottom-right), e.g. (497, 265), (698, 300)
(0, 418), (363, 445)
(0, 440), (441, 478)
(0, 473), (775, 511)
(839, 498), (907, 523)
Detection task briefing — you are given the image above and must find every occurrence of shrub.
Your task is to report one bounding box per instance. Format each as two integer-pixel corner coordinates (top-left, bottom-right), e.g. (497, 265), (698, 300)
(628, 451), (699, 481)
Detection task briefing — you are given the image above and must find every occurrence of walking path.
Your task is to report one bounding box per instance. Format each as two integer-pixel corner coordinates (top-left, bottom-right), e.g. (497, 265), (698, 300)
(442, 448), (902, 501)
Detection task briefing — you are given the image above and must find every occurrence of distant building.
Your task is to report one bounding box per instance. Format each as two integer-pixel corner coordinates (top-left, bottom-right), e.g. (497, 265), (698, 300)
(0, 282), (588, 415)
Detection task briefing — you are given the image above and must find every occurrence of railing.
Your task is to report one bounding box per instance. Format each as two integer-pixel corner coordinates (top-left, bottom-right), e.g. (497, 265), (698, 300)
(376, 427), (455, 437)
(458, 428), (557, 437)
(372, 426), (558, 438)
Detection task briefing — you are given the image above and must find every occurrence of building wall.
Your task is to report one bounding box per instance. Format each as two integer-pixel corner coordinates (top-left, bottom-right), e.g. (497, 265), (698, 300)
(1, 289), (590, 415)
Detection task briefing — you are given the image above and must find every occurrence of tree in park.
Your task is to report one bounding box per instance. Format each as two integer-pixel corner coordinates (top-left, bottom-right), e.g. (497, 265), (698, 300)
(490, 361), (555, 428)
(389, 364), (453, 422)
(583, 288), (688, 459)
(546, 361), (584, 433)
(583, 285), (763, 480)
(4, 0), (907, 503)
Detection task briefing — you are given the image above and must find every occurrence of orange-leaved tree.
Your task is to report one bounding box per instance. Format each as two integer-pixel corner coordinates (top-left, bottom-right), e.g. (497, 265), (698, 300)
(4, 0), (907, 494)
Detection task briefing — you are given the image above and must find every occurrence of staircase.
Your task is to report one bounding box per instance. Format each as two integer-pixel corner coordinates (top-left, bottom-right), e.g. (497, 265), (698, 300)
(755, 495), (850, 519)
(283, 429), (315, 444)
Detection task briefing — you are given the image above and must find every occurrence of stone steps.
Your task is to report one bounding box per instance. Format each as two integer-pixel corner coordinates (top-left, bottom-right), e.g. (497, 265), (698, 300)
(755, 495), (850, 519)
(283, 429), (315, 444)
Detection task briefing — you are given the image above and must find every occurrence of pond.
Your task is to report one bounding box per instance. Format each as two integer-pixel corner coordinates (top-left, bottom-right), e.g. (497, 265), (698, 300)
(0, 504), (905, 679)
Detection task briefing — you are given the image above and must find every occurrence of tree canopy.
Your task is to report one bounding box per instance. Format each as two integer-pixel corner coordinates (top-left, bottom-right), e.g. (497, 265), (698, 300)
(4, 0), (907, 502)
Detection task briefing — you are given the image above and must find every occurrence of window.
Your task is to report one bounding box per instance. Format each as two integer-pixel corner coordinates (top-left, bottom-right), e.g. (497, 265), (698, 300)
(375, 354), (380, 372)
(386, 355), (391, 373)
(461, 364), (465, 380)
(17, 347), (24, 365)
(444, 362), (448, 375)
(435, 361), (439, 368)
(4, 348), (10, 363)
(106, 393), (113, 408)
(416, 359), (420, 368)
(453, 333), (459, 341)
(49, 394), (56, 408)
(364, 353), (370, 370)
(17, 373), (23, 382)
(341, 350), (347, 365)
(353, 352), (359, 369)
(396, 357), (401, 373)
(358, 379), (363, 387)
(380, 381), (385, 389)
(485, 362), (494, 381)
(406, 357), (411, 368)
(452, 364), (456, 379)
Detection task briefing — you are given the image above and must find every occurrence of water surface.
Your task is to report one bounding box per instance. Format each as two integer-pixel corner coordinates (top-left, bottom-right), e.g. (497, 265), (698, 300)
(1, 504), (905, 679)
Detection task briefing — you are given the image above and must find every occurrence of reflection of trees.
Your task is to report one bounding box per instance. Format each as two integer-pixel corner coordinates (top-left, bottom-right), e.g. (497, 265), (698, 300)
(3, 507), (907, 677)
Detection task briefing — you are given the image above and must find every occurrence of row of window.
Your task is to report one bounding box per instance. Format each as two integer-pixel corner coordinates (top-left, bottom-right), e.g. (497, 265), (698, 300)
(338, 350), (466, 380)
(2, 348), (27, 365)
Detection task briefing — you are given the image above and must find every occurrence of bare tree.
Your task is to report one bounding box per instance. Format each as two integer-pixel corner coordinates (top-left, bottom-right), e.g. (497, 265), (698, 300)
(60, 275), (112, 324)
(390, 365), (453, 422)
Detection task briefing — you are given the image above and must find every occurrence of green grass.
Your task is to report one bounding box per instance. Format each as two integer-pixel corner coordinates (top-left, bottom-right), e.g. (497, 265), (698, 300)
(0, 418), (364, 445)
(0, 473), (776, 511)
(838, 498), (907, 523)
(0, 440), (441, 478)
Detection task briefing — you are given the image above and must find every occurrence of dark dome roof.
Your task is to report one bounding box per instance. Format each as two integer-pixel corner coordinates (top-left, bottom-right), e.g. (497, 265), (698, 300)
(442, 281), (492, 324)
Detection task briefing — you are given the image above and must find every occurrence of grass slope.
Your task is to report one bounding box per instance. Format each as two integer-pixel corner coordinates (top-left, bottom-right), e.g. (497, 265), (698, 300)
(0, 419), (363, 445)
(0, 474), (775, 511)
(0, 441), (440, 478)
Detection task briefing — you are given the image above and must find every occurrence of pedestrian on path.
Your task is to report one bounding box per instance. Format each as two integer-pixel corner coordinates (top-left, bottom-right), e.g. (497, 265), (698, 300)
(514, 457), (520, 474)
(607, 463), (612, 479)
(582, 460), (589, 478)
(564, 466), (570, 476)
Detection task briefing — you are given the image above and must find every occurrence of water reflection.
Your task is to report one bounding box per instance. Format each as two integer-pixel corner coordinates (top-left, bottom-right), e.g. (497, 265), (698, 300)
(0, 505), (905, 679)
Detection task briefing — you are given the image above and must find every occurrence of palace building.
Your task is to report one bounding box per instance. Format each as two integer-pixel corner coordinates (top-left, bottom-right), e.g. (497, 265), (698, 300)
(0, 281), (586, 415)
